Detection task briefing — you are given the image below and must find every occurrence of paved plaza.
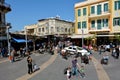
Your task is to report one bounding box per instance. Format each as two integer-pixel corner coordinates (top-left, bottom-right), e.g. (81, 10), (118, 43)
(0, 50), (120, 80)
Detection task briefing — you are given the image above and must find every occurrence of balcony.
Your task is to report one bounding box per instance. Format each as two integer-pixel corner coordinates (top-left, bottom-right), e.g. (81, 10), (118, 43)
(89, 26), (110, 33)
(88, 11), (110, 19)
(0, 2), (11, 12)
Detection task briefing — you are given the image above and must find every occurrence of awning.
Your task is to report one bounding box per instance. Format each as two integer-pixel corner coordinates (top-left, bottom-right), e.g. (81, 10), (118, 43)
(69, 34), (115, 38)
(69, 34), (94, 39)
(97, 34), (115, 37)
(12, 38), (32, 43)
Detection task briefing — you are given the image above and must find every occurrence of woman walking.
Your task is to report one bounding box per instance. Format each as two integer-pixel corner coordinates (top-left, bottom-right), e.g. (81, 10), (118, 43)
(27, 56), (33, 74)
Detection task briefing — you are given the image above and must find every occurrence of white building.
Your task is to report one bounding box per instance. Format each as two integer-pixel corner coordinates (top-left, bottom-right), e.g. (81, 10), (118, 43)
(25, 17), (74, 37)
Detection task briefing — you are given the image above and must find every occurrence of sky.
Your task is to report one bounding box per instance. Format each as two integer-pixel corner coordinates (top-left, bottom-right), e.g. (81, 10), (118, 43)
(6, 0), (83, 32)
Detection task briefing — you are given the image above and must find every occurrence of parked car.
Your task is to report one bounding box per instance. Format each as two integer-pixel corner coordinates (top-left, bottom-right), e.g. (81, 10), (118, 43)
(62, 46), (90, 56)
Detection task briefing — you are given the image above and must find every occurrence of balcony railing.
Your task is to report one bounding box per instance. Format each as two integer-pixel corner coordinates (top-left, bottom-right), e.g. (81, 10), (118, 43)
(88, 11), (110, 18)
(89, 26), (110, 32)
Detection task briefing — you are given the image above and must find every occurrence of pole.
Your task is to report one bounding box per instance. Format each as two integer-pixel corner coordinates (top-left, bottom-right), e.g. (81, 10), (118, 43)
(7, 26), (11, 62)
(25, 28), (28, 52)
(33, 34), (35, 51)
(82, 29), (84, 47)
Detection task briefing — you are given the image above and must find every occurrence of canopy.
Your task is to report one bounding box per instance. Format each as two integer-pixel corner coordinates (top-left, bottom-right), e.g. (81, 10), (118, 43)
(69, 34), (94, 39)
(12, 38), (32, 43)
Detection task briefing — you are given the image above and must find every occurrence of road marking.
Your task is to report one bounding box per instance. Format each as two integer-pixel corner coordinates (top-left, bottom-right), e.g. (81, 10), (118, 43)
(16, 53), (58, 80)
(92, 56), (110, 80)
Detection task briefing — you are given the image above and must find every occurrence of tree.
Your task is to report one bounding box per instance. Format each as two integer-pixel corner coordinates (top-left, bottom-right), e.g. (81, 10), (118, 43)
(85, 34), (96, 45)
(114, 34), (120, 45)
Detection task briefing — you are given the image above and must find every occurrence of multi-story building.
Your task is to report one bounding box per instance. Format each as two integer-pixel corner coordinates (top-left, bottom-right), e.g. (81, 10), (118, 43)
(0, 0), (11, 47)
(25, 17), (74, 37)
(74, 0), (120, 45)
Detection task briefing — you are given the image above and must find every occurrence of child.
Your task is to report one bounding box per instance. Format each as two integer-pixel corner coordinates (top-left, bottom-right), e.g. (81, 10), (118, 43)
(66, 67), (71, 80)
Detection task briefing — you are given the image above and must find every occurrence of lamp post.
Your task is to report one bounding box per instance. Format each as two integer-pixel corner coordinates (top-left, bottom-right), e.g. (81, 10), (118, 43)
(82, 29), (84, 47)
(33, 33), (36, 52)
(25, 28), (28, 53)
(6, 23), (11, 62)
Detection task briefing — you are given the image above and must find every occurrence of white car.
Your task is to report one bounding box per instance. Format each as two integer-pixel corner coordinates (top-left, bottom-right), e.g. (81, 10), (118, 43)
(62, 46), (90, 56)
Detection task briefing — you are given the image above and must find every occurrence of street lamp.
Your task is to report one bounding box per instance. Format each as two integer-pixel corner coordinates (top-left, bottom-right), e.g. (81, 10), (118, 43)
(6, 23), (11, 62)
(82, 29), (84, 47)
(25, 28), (28, 53)
(33, 33), (36, 52)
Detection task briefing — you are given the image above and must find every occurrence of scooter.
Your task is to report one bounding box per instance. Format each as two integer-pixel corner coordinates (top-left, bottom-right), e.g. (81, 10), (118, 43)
(101, 55), (109, 65)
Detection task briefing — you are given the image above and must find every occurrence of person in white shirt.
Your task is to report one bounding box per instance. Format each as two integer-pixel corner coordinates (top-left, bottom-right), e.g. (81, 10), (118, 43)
(66, 67), (71, 80)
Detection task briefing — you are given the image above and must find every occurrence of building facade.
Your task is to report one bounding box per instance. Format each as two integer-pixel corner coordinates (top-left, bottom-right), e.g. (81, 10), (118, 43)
(25, 17), (74, 37)
(0, 0), (11, 47)
(74, 0), (120, 45)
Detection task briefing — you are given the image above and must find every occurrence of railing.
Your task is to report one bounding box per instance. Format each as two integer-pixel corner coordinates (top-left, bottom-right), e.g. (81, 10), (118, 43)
(89, 10), (110, 17)
(89, 26), (110, 31)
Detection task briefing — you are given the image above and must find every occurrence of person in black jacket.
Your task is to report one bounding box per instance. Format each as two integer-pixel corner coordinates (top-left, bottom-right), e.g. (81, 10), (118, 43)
(27, 56), (33, 74)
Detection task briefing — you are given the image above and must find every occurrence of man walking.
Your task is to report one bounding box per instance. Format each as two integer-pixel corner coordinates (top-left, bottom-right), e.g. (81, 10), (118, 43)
(71, 57), (80, 77)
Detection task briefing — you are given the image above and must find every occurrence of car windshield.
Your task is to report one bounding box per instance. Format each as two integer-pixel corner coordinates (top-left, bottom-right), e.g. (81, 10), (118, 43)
(76, 47), (83, 50)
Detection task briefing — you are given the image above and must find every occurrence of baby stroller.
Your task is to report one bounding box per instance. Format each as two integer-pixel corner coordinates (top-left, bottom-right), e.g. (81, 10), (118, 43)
(33, 64), (40, 72)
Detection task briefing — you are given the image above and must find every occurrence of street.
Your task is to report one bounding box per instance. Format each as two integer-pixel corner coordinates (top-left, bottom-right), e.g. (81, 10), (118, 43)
(0, 50), (120, 80)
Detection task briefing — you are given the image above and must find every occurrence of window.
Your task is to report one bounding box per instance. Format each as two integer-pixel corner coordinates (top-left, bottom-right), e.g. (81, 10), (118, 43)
(113, 17), (120, 26)
(91, 6), (95, 14)
(97, 5), (101, 15)
(69, 47), (72, 49)
(82, 21), (87, 28)
(65, 28), (67, 32)
(78, 22), (81, 29)
(78, 9), (81, 16)
(38, 28), (41, 32)
(104, 3), (108, 12)
(68, 28), (71, 33)
(42, 28), (44, 32)
(103, 19), (108, 27)
(91, 20), (95, 28)
(56, 27), (59, 32)
(51, 27), (54, 32)
(97, 19), (101, 29)
(73, 48), (76, 50)
(115, 1), (120, 10)
(83, 8), (86, 16)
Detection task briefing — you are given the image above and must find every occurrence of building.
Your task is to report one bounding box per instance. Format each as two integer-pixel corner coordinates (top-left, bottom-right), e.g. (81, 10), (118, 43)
(74, 0), (120, 45)
(25, 17), (74, 37)
(0, 0), (11, 47)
